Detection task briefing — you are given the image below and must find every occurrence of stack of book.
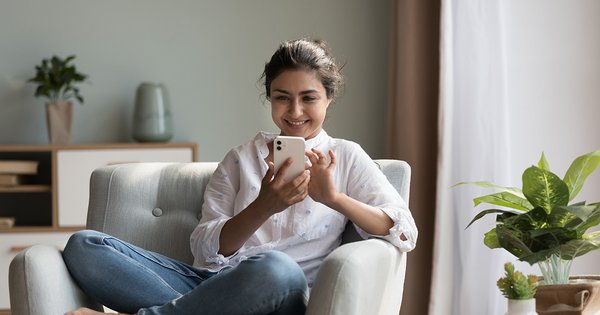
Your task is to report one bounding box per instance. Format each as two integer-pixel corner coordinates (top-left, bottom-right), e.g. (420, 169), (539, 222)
(0, 160), (39, 187)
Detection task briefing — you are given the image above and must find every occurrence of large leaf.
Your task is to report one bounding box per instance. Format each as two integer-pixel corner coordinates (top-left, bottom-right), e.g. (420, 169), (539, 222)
(484, 228), (501, 249)
(465, 209), (521, 229)
(496, 225), (534, 260)
(522, 166), (569, 214)
(538, 152), (550, 171)
(573, 204), (600, 235)
(529, 227), (577, 252)
(473, 192), (533, 211)
(547, 206), (577, 228)
(454, 181), (525, 198)
(557, 239), (600, 260)
(521, 248), (558, 265)
(563, 150), (600, 201)
(502, 207), (547, 232)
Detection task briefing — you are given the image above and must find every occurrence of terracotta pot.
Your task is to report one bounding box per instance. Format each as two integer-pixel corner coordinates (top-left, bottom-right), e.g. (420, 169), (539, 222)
(535, 275), (600, 315)
(46, 101), (73, 145)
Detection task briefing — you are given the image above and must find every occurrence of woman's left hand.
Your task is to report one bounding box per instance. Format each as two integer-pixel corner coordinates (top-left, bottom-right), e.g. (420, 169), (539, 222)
(306, 148), (339, 206)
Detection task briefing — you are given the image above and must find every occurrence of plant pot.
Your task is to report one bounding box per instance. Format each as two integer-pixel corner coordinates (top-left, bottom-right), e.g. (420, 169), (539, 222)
(46, 101), (73, 145)
(506, 298), (537, 315)
(536, 275), (600, 315)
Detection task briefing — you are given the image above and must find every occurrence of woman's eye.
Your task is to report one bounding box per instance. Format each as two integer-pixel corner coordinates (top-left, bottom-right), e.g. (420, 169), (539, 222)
(303, 96), (317, 102)
(275, 95), (289, 101)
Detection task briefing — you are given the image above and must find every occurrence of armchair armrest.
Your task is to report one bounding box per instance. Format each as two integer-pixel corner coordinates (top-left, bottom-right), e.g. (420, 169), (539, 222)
(306, 239), (407, 315)
(9, 245), (102, 315)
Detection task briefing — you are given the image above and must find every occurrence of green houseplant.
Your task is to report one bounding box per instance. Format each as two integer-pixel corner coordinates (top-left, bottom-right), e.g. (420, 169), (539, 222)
(498, 262), (538, 300)
(498, 262), (538, 315)
(28, 55), (87, 144)
(460, 150), (600, 285)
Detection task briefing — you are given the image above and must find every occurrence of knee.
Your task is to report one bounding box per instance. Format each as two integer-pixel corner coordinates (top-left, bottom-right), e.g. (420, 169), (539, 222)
(251, 251), (307, 291)
(63, 230), (105, 264)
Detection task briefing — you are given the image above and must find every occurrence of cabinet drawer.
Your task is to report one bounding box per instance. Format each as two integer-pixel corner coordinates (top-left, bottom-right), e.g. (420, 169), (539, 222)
(0, 231), (74, 309)
(57, 148), (194, 227)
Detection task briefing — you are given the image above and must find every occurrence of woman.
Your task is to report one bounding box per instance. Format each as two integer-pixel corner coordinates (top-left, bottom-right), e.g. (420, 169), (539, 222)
(64, 38), (417, 315)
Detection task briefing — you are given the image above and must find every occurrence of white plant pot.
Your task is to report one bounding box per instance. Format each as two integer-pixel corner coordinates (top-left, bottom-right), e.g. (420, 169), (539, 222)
(506, 298), (537, 315)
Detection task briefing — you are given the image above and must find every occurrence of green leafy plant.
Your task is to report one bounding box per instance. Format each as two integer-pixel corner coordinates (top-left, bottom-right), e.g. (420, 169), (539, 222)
(497, 262), (538, 299)
(28, 55), (87, 104)
(459, 150), (600, 283)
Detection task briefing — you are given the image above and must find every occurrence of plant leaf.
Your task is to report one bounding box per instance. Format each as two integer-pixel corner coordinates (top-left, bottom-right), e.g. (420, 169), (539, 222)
(484, 228), (501, 248)
(563, 150), (600, 201)
(496, 225), (534, 260)
(573, 204), (600, 235)
(465, 209), (521, 229)
(474, 192), (533, 211)
(454, 181), (525, 198)
(538, 152), (550, 171)
(557, 239), (600, 260)
(522, 166), (569, 214)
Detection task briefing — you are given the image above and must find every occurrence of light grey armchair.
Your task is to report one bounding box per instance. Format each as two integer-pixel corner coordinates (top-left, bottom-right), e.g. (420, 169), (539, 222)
(9, 160), (410, 315)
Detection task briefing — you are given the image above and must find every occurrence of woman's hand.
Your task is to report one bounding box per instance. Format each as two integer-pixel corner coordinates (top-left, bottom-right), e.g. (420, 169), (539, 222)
(254, 159), (311, 216)
(306, 148), (339, 206)
(219, 158), (310, 256)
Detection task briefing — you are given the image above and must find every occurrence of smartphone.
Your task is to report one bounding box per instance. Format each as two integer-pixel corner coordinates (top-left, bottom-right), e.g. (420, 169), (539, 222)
(273, 136), (306, 182)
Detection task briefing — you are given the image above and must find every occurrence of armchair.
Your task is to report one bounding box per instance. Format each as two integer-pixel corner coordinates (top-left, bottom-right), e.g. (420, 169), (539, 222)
(9, 160), (410, 315)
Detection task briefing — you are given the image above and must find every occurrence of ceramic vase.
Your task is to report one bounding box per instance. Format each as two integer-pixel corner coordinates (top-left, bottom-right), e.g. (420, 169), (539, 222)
(46, 100), (73, 145)
(133, 82), (173, 142)
(505, 298), (537, 315)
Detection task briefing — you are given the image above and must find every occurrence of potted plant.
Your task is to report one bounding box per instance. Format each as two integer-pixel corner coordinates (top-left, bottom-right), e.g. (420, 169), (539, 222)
(459, 150), (600, 313)
(498, 262), (538, 315)
(28, 55), (87, 144)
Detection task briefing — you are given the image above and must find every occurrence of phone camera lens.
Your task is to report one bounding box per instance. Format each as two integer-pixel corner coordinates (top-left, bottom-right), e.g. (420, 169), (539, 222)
(276, 146), (282, 151)
(276, 140), (282, 145)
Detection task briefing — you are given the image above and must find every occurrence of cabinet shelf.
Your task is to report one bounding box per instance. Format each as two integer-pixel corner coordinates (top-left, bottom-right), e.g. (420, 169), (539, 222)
(0, 185), (51, 193)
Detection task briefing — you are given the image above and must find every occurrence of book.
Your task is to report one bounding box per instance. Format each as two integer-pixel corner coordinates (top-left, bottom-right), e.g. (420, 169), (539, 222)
(0, 217), (15, 228)
(0, 174), (23, 186)
(0, 160), (39, 174)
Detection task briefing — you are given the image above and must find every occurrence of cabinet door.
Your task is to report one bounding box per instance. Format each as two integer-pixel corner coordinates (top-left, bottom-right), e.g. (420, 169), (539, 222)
(57, 147), (194, 227)
(0, 232), (74, 310)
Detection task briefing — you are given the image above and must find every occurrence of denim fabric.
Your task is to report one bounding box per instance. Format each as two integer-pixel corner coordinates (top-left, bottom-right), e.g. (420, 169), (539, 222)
(63, 230), (308, 315)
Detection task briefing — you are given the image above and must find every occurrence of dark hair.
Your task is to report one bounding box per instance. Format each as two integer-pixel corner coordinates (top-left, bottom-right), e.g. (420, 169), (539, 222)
(261, 39), (344, 101)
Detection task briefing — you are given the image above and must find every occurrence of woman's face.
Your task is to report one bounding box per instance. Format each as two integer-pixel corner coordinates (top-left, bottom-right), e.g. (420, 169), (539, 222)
(270, 69), (331, 140)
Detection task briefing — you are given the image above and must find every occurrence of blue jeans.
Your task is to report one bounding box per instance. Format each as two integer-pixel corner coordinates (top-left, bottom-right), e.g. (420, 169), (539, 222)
(62, 230), (308, 315)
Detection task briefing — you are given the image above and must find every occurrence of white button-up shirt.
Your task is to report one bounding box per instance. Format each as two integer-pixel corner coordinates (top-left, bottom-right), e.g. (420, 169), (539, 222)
(190, 130), (417, 284)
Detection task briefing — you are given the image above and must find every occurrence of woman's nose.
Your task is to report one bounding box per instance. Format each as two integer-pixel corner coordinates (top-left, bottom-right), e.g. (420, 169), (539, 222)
(288, 100), (303, 116)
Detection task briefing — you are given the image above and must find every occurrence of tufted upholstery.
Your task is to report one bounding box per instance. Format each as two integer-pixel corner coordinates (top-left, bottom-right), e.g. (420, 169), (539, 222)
(9, 160), (410, 315)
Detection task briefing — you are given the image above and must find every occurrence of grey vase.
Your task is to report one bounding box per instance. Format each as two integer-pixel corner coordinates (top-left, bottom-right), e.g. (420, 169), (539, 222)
(133, 82), (173, 142)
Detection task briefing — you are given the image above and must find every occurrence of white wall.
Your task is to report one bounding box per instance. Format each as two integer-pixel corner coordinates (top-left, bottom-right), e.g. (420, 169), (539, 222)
(0, 0), (392, 161)
(504, 0), (600, 275)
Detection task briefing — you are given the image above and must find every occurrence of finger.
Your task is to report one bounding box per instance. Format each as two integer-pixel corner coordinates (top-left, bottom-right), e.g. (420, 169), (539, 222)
(312, 148), (327, 163)
(263, 162), (275, 184)
(328, 150), (336, 170)
(291, 170), (310, 187)
(274, 157), (293, 181)
(306, 151), (319, 165)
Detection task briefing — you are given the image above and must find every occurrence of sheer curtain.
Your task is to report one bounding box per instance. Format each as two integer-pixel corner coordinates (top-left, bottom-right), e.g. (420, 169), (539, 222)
(429, 1), (512, 314)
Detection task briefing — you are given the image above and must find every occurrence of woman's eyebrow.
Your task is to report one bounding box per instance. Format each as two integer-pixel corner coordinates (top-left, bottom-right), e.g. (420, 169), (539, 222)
(272, 88), (320, 95)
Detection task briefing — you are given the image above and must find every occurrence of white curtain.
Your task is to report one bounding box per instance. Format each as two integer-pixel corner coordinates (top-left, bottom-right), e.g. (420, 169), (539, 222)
(430, 1), (512, 314)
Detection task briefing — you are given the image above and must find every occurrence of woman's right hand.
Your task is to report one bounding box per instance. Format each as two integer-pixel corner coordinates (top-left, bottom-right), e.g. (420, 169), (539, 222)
(218, 158), (310, 256)
(254, 159), (310, 215)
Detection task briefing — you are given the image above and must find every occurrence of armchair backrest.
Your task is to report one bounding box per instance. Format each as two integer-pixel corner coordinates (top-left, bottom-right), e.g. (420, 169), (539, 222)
(86, 160), (410, 264)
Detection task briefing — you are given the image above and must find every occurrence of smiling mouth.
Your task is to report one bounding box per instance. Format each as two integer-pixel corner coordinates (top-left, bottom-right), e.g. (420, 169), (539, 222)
(285, 119), (308, 127)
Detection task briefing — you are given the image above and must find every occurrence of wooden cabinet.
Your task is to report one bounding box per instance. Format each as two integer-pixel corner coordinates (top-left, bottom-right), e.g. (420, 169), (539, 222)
(0, 143), (197, 312)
